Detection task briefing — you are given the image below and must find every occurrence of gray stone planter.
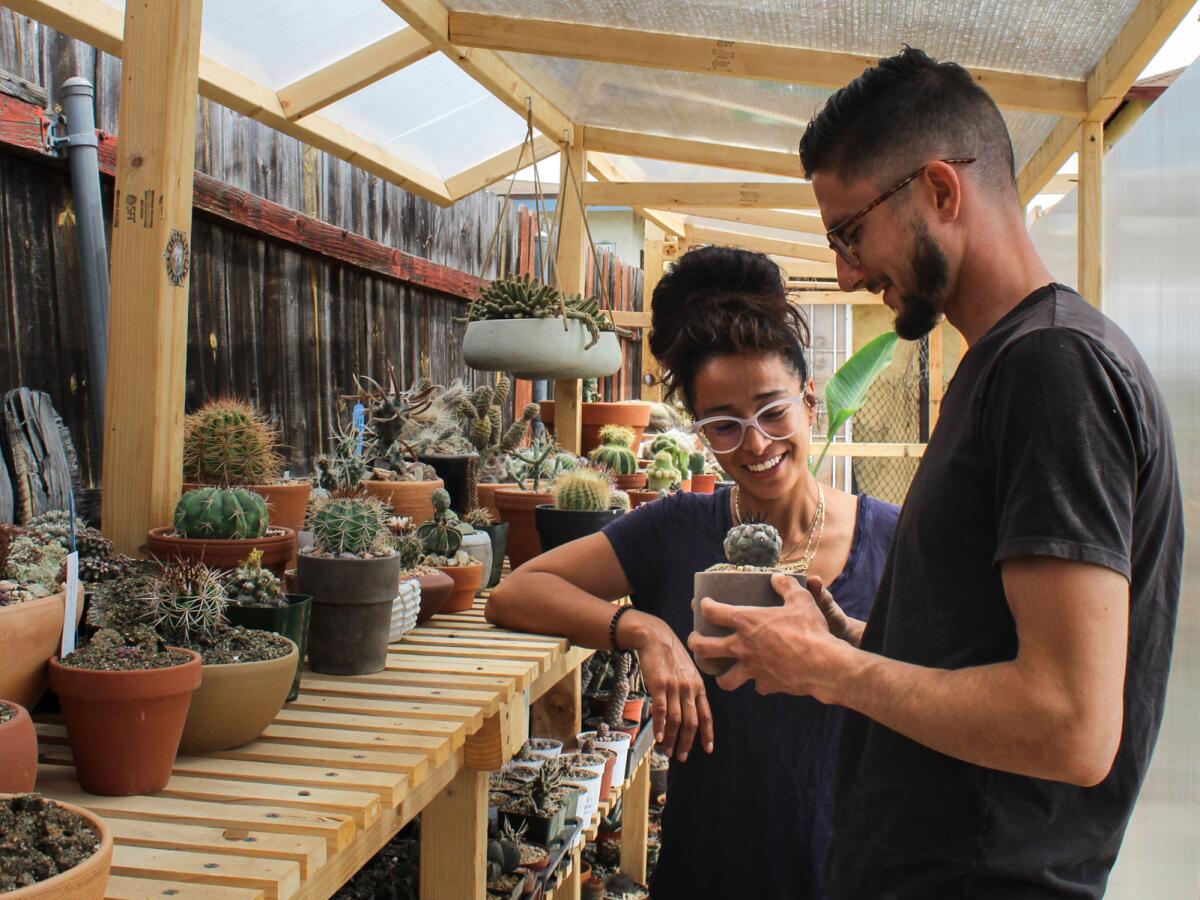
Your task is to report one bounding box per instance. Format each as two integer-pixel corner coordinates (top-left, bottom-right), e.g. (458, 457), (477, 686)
(692, 570), (807, 676)
(462, 319), (622, 379)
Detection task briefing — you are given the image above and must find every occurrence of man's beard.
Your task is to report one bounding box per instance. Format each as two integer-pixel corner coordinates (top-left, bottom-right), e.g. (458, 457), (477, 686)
(894, 220), (949, 341)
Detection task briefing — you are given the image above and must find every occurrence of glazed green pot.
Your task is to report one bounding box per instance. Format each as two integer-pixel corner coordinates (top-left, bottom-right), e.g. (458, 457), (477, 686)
(225, 594), (312, 701)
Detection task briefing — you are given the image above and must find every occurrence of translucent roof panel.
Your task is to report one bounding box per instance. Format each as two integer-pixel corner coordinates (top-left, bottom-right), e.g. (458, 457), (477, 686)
(444, 0), (1141, 80)
(98, 0), (409, 90)
(319, 54), (531, 181)
(598, 156), (808, 184)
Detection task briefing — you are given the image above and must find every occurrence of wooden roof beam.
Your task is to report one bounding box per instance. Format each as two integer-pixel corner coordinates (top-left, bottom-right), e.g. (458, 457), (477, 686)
(685, 223), (835, 264)
(583, 181), (816, 208)
(277, 29), (435, 121)
(445, 134), (559, 199)
(448, 12), (1088, 117)
(678, 208), (826, 235)
(581, 126), (803, 179)
(586, 154), (687, 238)
(1017, 0), (1194, 203)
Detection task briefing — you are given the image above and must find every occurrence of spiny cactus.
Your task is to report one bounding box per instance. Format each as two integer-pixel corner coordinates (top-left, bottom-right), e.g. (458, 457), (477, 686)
(144, 559), (228, 644)
(463, 507), (495, 529)
(174, 487), (269, 540)
(604, 650), (633, 727)
(313, 420), (375, 493)
(598, 425), (635, 448)
(26, 510), (130, 583)
(183, 398), (285, 486)
(648, 433), (693, 474)
(417, 488), (467, 557)
(310, 497), (388, 555)
(225, 549), (285, 607)
(507, 437), (576, 493)
(645, 451), (682, 492)
(608, 489), (631, 511)
(529, 757), (565, 815)
(723, 521), (783, 569)
(3, 534), (65, 597)
(395, 533), (425, 572)
(688, 451), (707, 477)
(552, 467), (613, 511)
(589, 430), (639, 475)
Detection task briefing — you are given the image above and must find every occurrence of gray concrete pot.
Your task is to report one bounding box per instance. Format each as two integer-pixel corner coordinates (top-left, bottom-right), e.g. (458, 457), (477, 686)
(692, 570), (807, 676)
(298, 553), (403, 675)
(460, 530), (493, 580)
(463, 319), (622, 379)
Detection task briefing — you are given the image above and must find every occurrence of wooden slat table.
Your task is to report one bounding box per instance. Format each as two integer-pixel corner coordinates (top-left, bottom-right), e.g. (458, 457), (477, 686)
(34, 596), (592, 900)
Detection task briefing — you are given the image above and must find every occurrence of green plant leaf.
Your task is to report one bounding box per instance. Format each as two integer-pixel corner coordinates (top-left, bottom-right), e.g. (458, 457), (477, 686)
(811, 330), (899, 474)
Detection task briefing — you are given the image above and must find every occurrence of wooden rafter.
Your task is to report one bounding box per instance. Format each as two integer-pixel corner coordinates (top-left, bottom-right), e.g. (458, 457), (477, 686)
(587, 153), (687, 238)
(8, 0), (454, 205)
(277, 29), (434, 121)
(679, 208), (826, 235)
(1017, 0), (1194, 203)
(583, 180), (816, 209)
(685, 224), (835, 264)
(581, 125), (803, 178)
(448, 12), (1088, 118)
(445, 134), (558, 199)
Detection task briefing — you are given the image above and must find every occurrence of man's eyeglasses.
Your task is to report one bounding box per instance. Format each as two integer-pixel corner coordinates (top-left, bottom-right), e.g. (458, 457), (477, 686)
(692, 396), (808, 454)
(825, 158), (976, 268)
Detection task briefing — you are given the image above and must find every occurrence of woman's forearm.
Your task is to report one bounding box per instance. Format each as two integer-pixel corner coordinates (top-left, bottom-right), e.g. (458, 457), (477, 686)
(486, 570), (622, 649)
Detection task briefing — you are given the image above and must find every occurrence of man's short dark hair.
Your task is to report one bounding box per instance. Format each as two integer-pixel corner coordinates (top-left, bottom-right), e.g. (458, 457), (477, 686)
(799, 47), (1017, 199)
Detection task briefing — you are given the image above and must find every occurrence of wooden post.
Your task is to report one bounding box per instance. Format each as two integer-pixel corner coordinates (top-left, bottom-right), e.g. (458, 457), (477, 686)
(419, 767), (489, 900)
(1078, 120), (1103, 308)
(640, 221), (667, 403)
(558, 847), (583, 899)
(100, 0), (204, 553)
(619, 750), (651, 884)
(553, 135), (586, 454)
(928, 321), (944, 430)
(531, 666), (582, 744)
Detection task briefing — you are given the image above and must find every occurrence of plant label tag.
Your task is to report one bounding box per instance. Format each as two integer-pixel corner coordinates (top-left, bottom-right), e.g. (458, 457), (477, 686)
(61, 552), (80, 657)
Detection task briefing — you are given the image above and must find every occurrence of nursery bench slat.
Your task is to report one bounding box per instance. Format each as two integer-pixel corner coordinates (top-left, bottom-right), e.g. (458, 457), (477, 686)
(255, 723), (449, 766)
(104, 874), (265, 899)
(408, 628), (570, 648)
(382, 654), (537, 689)
(388, 641), (555, 671)
(272, 708), (467, 749)
(301, 672), (508, 714)
(207, 740), (431, 780)
(289, 690), (494, 723)
(110, 844), (301, 900)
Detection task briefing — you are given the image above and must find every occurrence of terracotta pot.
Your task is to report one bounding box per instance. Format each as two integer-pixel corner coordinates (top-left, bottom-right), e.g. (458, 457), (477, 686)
(474, 482), (507, 521)
(534, 505), (624, 554)
(225, 594), (311, 702)
(613, 471), (647, 491)
(1, 794), (113, 899)
(0, 701), (37, 793)
(623, 694), (647, 724)
(183, 481), (311, 532)
(437, 562), (484, 613)
(299, 553), (403, 675)
(690, 473), (717, 494)
(415, 569), (454, 624)
(627, 489), (661, 509)
(596, 746), (617, 800)
(0, 587), (84, 710)
(363, 477), (444, 524)
(179, 642), (297, 754)
(495, 488), (554, 569)
(49, 648), (202, 796)
(692, 570), (806, 676)
(539, 400), (652, 455)
(146, 525), (297, 576)
(678, 478), (692, 493)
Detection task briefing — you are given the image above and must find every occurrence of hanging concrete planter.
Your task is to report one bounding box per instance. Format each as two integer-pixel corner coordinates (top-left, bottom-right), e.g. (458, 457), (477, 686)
(463, 319), (622, 379)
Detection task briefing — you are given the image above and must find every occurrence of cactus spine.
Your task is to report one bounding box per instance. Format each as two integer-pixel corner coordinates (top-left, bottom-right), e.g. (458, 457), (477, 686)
(723, 521), (783, 568)
(174, 487), (269, 540)
(588, 426), (638, 475)
(551, 466), (613, 511)
(145, 559), (228, 644)
(183, 398), (284, 486)
(310, 497), (387, 555)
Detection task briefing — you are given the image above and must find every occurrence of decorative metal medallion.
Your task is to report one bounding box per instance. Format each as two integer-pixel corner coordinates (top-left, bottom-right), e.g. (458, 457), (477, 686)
(163, 229), (190, 287)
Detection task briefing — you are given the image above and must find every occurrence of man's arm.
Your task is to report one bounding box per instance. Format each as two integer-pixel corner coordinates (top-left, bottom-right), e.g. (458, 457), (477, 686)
(690, 556), (1127, 786)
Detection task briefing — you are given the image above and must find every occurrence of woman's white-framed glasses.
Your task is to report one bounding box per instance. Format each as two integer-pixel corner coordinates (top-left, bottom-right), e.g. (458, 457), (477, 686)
(692, 396), (807, 454)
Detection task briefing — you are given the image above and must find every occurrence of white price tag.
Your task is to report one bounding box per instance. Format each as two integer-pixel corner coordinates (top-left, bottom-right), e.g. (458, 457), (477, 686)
(61, 551), (80, 657)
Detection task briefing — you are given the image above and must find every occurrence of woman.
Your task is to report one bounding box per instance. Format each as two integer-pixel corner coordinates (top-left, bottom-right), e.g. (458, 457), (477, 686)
(486, 246), (899, 899)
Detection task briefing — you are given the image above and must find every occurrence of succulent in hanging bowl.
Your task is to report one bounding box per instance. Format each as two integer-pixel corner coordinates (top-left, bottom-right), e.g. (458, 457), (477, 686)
(458, 274), (633, 379)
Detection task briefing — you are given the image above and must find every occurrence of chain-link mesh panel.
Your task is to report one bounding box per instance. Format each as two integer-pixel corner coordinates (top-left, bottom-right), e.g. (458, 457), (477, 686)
(851, 337), (928, 506)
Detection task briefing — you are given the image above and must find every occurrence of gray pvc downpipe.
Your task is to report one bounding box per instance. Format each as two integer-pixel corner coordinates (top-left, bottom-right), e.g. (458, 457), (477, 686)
(60, 77), (110, 455)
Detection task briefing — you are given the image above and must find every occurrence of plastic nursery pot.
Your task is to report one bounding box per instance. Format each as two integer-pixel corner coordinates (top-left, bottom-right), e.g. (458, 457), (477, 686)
(460, 531), (494, 581)
(48, 648), (202, 796)
(534, 505), (624, 554)
(362, 478), (444, 524)
(480, 522), (509, 588)
(539, 400), (653, 455)
(224, 594), (312, 702)
(627, 489), (662, 509)
(298, 553), (403, 675)
(417, 453), (478, 515)
(689, 473), (717, 494)
(0, 586), (82, 710)
(526, 738), (563, 759)
(185, 481), (312, 533)
(416, 569), (454, 623)
(463, 319), (622, 380)
(692, 571), (806, 676)
(437, 562), (485, 613)
(0, 701), (37, 793)
(145, 525), (297, 576)
(0, 794), (114, 899)
(179, 641), (298, 754)
(578, 729), (632, 783)
(495, 488), (554, 570)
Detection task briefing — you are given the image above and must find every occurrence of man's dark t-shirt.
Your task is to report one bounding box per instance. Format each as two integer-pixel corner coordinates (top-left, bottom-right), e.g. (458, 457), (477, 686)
(828, 285), (1183, 898)
(604, 489), (898, 899)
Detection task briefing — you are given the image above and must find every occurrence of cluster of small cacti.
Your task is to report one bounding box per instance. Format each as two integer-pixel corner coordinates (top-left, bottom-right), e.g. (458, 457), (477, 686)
(722, 521), (783, 569)
(463, 507), (495, 529)
(645, 451), (683, 492)
(467, 378), (539, 458)
(645, 432), (694, 474)
(506, 437), (577, 493)
(183, 398), (285, 486)
(2, 534), (66, 598)
(552, 466), (614, 511)
(417, 488), (473, 560)
(309, 496), (391, 556)
(588, 426), (639, 475)
(143, 559), (228, 645)
(174, 487), (269, 540)
(313, 421), (374, 493)
(368, 460), (437, 483)
(26, 510), (131, 583)
(224, 549), (285, 607)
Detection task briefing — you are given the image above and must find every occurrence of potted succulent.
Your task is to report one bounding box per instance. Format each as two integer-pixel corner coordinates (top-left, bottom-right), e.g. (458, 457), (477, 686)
(417, 489), (484, 613)
(692, 520), (804, 676)
(495, 437), (577, 569)
(49, 624), (201, 796)
(628, 451), (683, 508)
(644, 433), (696, 491)
(577, 723), (632, 785)
(223, 550), (311, 702)
(25, 511), (132, 585)
(540, 379), (653, 456)
(0, 793), (113, 898)
(389, 530), (454, 626)
(574, 732), (618, 800)
(463, 508), (508, 588)
(588, 425), (647, 491)
(298, 495), (402, 675)
(535, 466), (625, 554)
(147, 486), (297, 575)
(562, 764), (604, 827)
(497, 758), (583, 845)
(688, 451), (717, 494)
(0, 700), (37, 793)
(497, 819), (549, 872)
(182, 398), (311, 534)
(459, 274), (630, 379)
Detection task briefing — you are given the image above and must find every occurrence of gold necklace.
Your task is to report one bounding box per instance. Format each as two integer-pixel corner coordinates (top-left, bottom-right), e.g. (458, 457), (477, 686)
(732, 483), (826, 574)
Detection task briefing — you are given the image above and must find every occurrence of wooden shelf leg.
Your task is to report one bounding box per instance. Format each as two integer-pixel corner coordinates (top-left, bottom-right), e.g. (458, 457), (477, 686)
(558, 846), (582, 900)
(531, 663), (582, 744)
(419, 767), (488, 900)
(619, 750), (651, 884)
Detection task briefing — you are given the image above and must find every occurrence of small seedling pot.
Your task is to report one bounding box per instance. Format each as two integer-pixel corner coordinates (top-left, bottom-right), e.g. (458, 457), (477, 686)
(692, 570), (806, 676)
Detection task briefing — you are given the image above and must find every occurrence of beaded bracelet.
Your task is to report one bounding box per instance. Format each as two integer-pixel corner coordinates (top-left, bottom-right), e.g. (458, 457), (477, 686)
(609, 605), (635, 651)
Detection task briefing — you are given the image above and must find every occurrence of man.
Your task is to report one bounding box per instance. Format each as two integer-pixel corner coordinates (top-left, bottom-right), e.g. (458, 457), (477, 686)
(689, 47), (1183, 898)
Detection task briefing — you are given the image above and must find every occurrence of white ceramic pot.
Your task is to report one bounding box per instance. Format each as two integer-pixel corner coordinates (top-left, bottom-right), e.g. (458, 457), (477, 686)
(578, 729), (632, 784)
(460, 531), (493, 578)
(389, 578), (422, 641)
(463, 319), (622, 379)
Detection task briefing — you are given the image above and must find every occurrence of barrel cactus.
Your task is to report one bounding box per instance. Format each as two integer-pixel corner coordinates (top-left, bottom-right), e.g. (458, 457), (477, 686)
(688, 451), (707, 477)
(310, 497), (388, 555)
(723, 521), (783, 569)
(145, 559), (228, 644)
(184, 398), (284, 486)
(645, 451), (682, 492)
(552, 467), (613, 511)
(417, 488), (464, 557)
(608, 489), (631, 511)
(174, 487), (269, 540)
(589, 430), (638, 475)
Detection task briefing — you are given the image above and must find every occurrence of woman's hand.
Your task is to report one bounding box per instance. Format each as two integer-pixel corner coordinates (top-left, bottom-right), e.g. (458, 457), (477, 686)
(807, 574), (866, 648)
(621, 610), (715, 762)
